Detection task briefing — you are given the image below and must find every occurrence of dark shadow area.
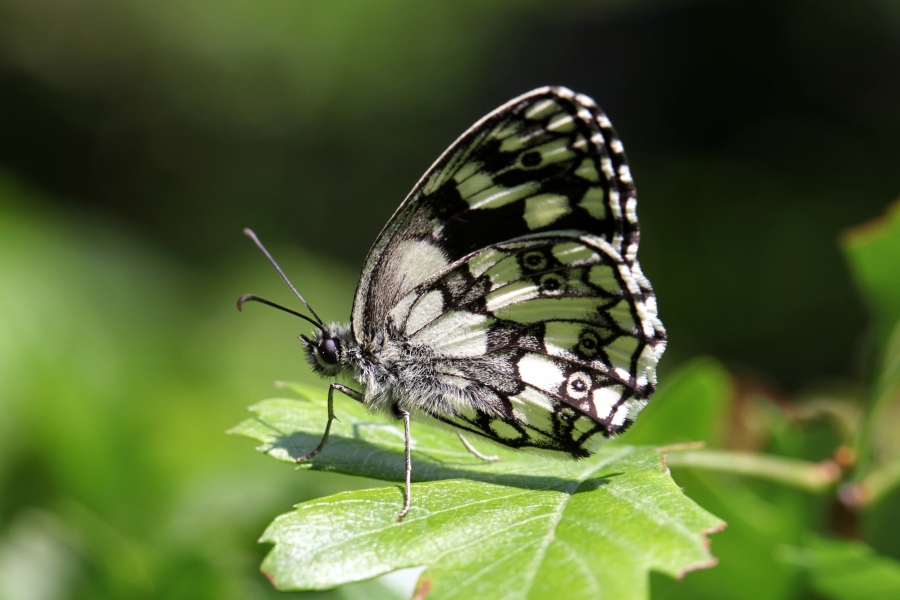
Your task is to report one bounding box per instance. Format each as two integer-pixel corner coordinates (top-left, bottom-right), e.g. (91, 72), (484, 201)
(268, 430), (625, 493)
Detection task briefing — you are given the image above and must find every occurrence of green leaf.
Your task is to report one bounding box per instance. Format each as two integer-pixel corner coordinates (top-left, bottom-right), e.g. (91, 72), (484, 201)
(843, 201), (900, 348)
(783, 536), (900, 600)
(842, 203), (900, 486)
(231, 385), (725, 598)
(617, 357), (733, 447)
(615, 362), (829, 599)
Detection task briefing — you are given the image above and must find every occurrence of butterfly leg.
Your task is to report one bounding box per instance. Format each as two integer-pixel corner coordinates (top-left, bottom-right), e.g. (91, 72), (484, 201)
(397, 409), (412, 522)
(457, 431), (500, 462)
(294, 383), (362, 463)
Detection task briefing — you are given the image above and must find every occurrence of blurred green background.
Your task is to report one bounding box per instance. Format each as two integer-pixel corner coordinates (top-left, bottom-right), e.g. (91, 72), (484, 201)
(1, 1), (899, 598)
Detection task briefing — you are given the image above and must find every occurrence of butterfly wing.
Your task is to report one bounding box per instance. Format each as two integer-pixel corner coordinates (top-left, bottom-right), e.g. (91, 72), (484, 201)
(350, 87), (665, 455)
(384, 232), (665, 457)
(352, 87), (641, 344)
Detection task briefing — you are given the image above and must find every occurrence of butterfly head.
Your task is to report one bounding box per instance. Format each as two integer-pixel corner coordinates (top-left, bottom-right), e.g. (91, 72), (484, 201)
(302, 323), (354, 377)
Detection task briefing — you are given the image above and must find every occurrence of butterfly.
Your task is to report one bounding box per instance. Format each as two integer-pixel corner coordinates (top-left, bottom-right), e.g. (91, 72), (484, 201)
(239, 86), (666, 520)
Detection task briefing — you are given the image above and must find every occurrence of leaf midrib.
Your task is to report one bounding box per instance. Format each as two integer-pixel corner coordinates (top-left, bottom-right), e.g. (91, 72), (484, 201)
(516, 447), (635, 599)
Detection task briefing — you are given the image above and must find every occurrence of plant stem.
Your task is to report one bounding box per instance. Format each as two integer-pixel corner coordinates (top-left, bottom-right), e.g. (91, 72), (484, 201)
(844, 459), (900, 508)
(853, 322), (900, 479)
(663, 449), (840, 493)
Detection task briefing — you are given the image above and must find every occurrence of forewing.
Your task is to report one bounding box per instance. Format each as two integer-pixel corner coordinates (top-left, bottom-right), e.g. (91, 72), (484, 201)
(352, 87), (640, 344)
(388, 234), (666, 457)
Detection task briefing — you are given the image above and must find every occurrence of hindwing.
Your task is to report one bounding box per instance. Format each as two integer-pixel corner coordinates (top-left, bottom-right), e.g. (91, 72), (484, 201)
(387, 233), (665, 457)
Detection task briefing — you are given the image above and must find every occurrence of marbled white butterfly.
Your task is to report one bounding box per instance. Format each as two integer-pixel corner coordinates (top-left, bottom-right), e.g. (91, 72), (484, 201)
(239, 87), (666, 520)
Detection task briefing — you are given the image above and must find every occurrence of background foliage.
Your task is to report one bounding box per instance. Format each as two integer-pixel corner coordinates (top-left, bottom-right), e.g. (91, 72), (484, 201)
(1, 1), (899, 598)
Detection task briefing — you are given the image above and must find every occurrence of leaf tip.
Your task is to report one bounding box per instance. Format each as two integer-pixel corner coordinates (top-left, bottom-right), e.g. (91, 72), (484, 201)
(261, 568), (278, 589)
(840, 197), (900, 248)
(676, 521), (728, 579)
(676, 556), (719, 580)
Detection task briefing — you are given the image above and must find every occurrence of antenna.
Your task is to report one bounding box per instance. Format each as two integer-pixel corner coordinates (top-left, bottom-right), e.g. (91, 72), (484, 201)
(241, 228), (325, 325)
(236, 294), (325, 331)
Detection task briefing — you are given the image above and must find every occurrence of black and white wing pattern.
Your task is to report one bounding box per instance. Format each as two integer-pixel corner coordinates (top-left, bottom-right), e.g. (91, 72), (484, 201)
(351, 87), (665, 457)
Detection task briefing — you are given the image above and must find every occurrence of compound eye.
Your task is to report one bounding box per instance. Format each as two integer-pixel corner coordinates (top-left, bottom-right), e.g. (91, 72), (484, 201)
(318, 338), (339, 364)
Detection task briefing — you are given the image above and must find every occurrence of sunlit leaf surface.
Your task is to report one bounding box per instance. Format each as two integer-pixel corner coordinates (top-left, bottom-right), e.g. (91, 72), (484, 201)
(232, 385), (724, 598)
